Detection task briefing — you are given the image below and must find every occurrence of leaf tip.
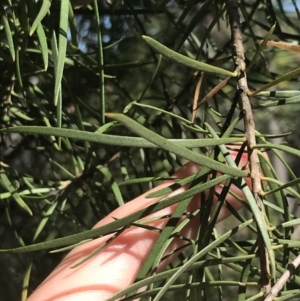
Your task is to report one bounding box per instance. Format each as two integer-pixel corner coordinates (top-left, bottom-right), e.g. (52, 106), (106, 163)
(105, 112), (113, 118)
(141, 35), (150, 42)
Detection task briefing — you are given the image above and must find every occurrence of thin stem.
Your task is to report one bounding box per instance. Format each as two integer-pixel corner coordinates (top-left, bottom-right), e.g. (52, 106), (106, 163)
(265, 255), (300, 301)
(226, 0), (272, 295)
(93, 0), (105, 125)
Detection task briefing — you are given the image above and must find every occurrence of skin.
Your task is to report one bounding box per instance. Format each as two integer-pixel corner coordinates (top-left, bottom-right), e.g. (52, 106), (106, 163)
(27, 149), (251, 301)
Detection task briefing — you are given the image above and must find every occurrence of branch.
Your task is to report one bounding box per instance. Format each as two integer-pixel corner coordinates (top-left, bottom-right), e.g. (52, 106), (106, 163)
(226, 0), (271, 294)
(265, 255), (300, 301)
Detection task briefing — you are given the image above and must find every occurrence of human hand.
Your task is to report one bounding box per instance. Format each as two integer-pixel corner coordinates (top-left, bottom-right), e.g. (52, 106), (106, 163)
(26, 148), (251, 301)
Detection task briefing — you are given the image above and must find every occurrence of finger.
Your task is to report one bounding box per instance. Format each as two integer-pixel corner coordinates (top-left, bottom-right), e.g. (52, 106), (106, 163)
(26, 162), (201, 301)
(27, 149), (252, 301)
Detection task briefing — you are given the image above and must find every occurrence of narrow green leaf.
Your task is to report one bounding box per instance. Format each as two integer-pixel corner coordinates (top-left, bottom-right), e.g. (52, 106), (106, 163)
(0, 126), (245, 149)
(262, 177), (300, 199)
(15, 49), (24, 92)
(50, 239), (92, 253)
(68, 3), (78, 47)
(92, 0), (105, 124)
(142, 36), (237, 77)
(10, 107), (35, 121)
(1, 188), (55, 200)
(249, 66), (300, 96)
(281, 218), (300, 228)
(36, 24), (49, 70)
(256, 132), (291, 139)
(30, 0), (51, 36)
(106, 254), (258, 301)
(51, 29), (58, 76)
(0, 172), (231, 253)
(253, 94), (300, 108)
(265, 0), (283, 37)
(49, 30), (62, 147)
(205, 123), (276, 279)
(54, 1), (69, 106)
(153, 219), (254, 301)
(256, 91), (300, 98)
(246, 23), (276, 72)
(136, 196), (193, 281)
(257, 132), (300, 189)
(20, 1), (30, 36)
(132, 101), (203, 128)
(175, 0), (215, 54)
(2, 14), (15, 61)
(21, 261), (33, 301)
(96, 166), (124, 206)
(291, 0), (300, 19)
(252, 143), (300, 158)
(0, 171), (32, 216)
(147, 116), (242, 200)
(32, 201), (59, 242)
(258, 153), (287, 218)
(146, 164), (212, 199)
(138, 54), (163, 102)
(56, 85), (63, 148)
(43, 116), (59, 149)
(106, 113), (249, 178)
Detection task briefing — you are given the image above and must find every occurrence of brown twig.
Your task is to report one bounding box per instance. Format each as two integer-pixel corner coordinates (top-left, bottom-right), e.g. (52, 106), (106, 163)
(196, 76), (231, 108)
(192, 72), (204, 123)
(265, 255), (300, 301)
(226, 0), (271, 295)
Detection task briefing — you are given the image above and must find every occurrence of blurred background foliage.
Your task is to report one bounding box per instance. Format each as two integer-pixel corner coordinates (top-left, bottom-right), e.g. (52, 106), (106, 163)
(1, 0), (300, 300)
